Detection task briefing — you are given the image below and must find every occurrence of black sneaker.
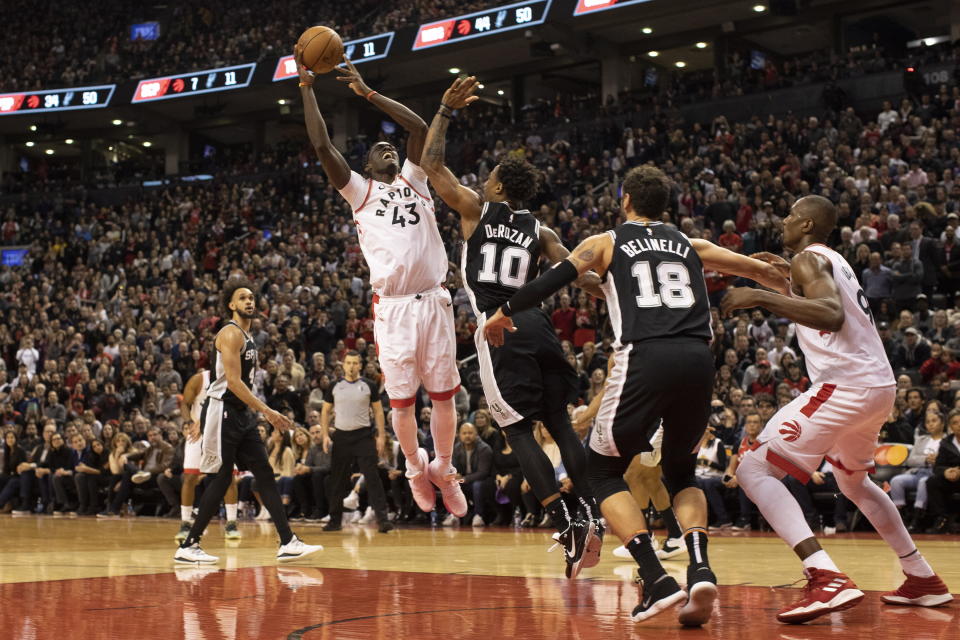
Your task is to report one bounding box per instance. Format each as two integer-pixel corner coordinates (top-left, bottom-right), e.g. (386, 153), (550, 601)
(678, 566), (718, 627)
(378, 520), (395, 534)
(582, 518), (605, 569)
(631, 574), (686, 622)
(553, 518), (593, 579)
(322, 521), (342, 532)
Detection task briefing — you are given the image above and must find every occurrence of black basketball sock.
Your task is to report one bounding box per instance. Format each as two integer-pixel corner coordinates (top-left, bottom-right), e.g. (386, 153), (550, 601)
(545, 496), (572, 532)
(662, 507), (683, 539)
(684, 527), (710, 570)
(626, 532), (667, 585)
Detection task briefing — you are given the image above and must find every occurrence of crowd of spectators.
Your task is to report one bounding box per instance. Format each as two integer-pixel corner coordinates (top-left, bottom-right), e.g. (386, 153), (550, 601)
(1, 36), (960, 536)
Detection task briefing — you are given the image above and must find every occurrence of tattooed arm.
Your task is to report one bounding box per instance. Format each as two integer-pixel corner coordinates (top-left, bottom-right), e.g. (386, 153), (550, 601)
(421, 76), (483, 237)
(482, 233), (614, 345)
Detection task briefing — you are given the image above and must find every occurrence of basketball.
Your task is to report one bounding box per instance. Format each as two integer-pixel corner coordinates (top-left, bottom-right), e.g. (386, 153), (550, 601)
(297, 26), (343, 74)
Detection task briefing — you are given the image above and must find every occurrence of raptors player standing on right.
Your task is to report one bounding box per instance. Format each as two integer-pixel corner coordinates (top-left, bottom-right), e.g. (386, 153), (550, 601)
(296, 49), (465, 517)
(723, 195), (952, 624)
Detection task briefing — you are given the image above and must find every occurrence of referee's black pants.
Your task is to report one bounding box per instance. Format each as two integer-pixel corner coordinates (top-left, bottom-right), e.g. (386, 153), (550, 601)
(326, 427), (389, 525)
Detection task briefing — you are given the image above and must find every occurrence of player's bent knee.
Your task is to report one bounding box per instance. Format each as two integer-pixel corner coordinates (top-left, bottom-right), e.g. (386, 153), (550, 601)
(663, 472), (698, 498)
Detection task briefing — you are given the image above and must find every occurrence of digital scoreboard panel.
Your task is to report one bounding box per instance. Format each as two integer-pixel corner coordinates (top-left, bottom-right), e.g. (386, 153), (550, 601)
(273, 32), (395, 81)
(131, 63), (256, 103)
(412, 0), (552, 50)
(573, 0), (654, 16)
(0, 85), (115, 116)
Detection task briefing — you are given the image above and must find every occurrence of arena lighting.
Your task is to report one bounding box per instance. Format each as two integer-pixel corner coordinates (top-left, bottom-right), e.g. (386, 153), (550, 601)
(142, 141), (152, 147)
(642, 27), (653, 34)
(44, 149), (53, 155)
(277, 99), (288, 105)
(696, 42), (708, 49)
(648, 51), (659, 57)
(497, 89), (505, 95)
(675, 61), (687, 68)
(25, 141), (34, 147)
(753, 4), (767, 11)
(29, 124), (36, 131)
(65, 138), (74, 144)
(448, 67), (461, 74)
(112, 119), (122, 125)
(478, 84), (485, 89)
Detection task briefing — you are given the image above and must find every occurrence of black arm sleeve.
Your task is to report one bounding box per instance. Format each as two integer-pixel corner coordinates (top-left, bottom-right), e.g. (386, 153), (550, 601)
(502, 260), (579, 316)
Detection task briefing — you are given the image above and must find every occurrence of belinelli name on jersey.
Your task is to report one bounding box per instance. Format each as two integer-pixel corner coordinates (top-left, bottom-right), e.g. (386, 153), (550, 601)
(484, 223), (535, 250)
(619, 237), (691, 259)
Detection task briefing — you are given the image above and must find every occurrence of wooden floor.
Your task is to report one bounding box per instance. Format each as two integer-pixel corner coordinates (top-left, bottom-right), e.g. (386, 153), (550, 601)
(2, 515), (958, 639)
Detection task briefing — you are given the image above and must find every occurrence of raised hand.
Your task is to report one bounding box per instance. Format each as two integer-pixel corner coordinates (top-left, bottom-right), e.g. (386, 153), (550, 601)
(335, 56), (371, 97)
(441, 76), (481, 110)
(293, 45), (315, 87)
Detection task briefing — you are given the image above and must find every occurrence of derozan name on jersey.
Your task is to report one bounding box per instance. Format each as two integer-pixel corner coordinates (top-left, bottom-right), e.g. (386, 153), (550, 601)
(484, 223), (534, 249)
(619, 237), (690, 259)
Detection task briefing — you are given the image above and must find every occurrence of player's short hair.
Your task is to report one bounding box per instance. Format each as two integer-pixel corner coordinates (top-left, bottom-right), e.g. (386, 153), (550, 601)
(344, 350), (361, 360)
(496, 156), (541, 204)
(222, 278), (257, 312)
(622, 165), (671, 217)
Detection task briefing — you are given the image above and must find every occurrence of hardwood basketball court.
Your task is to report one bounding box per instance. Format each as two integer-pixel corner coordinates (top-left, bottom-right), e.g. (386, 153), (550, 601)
(2, 516), (957, 639)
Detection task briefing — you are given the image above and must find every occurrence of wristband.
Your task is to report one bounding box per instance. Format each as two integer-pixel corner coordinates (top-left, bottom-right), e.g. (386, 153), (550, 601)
(500, 302), (512, 317)
(439, 103), (454, 113)
(438, 110), (451, 120)
(366, 90), (378, 101)
(298, 81), (312, 88)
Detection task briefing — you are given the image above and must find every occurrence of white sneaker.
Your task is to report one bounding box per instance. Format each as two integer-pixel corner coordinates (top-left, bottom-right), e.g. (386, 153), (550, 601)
(174, 543), (219, 565)
(471, 514), (485, 527)
(319, 515), (331, 524)
(441, 513), (457, 526)
(612, 545), (632, 559)
(255, 508), (272, 521)
(358, 507), (376, 524)
(655, 537), (686, 560)
(342, 491), (360, 511)
(277, 535), (323, 562)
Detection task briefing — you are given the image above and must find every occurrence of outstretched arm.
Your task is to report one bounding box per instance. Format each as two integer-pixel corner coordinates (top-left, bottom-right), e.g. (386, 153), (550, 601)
(483, 233), (613, 345)
(721, 252), (844, 332)
(296, 47), (350, 190)
(691, 238), (790, 294)
(421, 77), (483, 235)
(539, 226), (604, 299)
(336, 56), (429, 163)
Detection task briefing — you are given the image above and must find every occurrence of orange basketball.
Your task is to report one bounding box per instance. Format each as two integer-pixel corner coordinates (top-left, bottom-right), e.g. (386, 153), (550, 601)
(297, 26), (344, 74)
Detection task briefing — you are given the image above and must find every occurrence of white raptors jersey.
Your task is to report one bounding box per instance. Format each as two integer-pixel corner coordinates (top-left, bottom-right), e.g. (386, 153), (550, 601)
(337, 160), (447, 296)
(793, 244), (895, 388)
(190, 370), (211, 423)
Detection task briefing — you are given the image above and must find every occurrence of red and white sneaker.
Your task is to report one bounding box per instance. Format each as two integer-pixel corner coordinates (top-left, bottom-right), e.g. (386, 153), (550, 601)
(428, 457), (468, 518)
(881, 573), (954, 607)
(776, 568), (864, 624)
(405, 448), (436, 513)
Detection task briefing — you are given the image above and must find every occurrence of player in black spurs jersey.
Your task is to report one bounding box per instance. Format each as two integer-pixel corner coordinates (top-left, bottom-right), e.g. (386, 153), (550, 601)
(421, 76), (606, 579)
(173, 279), (322, 566)
(485, 165), (789, 626)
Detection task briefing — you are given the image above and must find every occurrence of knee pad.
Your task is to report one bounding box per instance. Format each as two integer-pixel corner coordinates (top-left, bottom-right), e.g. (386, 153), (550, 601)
(586, 448), (630, 504)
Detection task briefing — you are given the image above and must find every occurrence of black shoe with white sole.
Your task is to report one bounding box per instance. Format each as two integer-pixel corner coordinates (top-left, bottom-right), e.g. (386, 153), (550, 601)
(632, 574), (687, 622)
(678, 566), (718, 626)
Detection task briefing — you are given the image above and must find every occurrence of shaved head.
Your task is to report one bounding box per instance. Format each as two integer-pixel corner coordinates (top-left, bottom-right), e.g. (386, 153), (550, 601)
(793, 195), (836, 240)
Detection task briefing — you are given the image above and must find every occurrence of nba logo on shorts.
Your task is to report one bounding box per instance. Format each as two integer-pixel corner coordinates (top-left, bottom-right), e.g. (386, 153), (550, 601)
(779, 420), (802, 442)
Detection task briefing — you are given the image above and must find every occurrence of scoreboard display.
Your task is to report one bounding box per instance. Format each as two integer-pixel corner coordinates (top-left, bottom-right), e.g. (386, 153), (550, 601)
(413, 0), (552, 50)
(273, 32), (395, 81)
(573, 0), (654, 15)
(0, 85), (115, 116)
(132, 63), (257, 103)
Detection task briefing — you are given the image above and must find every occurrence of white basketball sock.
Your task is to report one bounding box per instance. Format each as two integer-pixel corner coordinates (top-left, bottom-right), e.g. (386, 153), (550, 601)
(181, 505), (193, 522)
(225, 503), (238, 522)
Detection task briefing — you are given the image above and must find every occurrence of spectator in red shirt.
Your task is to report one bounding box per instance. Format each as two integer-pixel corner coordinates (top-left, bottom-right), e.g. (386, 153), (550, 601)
(920, 344), (960, 383)
(718, 220), (744, 253)
(551, 293), (576, 343)
(748, 361), (776, 396)
(782, 362), (811, 396)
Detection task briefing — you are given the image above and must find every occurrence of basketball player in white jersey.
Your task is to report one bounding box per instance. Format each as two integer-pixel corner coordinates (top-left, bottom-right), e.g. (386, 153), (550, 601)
(296, 49), (466, 518)
(175, 367), (241, 542)
(722, 195), (952, 624)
